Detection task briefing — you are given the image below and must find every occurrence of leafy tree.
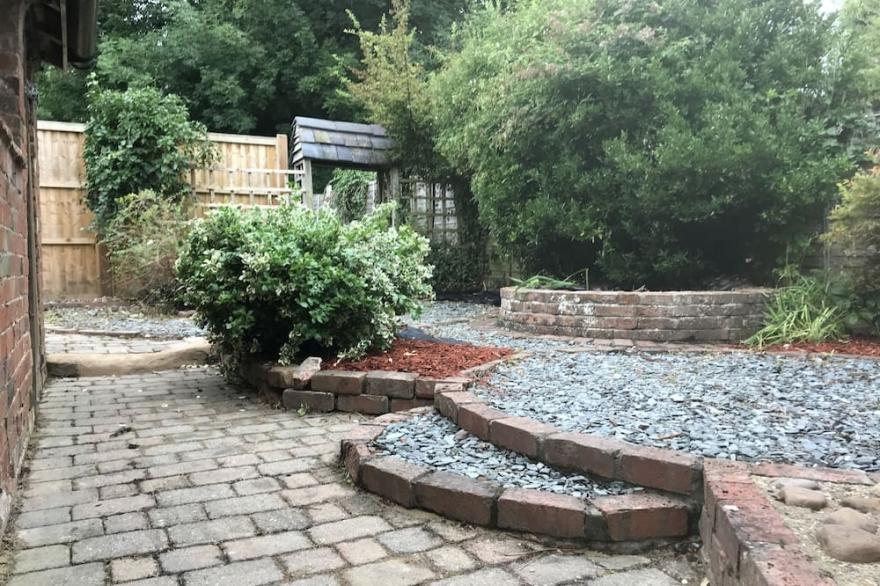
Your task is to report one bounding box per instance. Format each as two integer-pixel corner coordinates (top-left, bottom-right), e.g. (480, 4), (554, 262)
(83, 83), (215, 231)
(431, 0), (874, 288)
(38, 0), (478, 134)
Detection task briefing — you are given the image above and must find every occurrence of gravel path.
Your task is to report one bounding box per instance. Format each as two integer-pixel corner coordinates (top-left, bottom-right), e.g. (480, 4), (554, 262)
(474, 352), (880, 472)
(373, 412), (638, 498)
(45, 305), (203, 339)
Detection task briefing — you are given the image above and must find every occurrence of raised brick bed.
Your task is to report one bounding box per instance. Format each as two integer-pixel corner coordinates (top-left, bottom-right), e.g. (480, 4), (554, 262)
(499, 287), (772, 342)
(340, 409), (696, 543)
(434, 389), (703, 497)
(242, 358), (470, 415)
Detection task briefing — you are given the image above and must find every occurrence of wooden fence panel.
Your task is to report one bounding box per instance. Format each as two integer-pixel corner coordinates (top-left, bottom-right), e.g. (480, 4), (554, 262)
(37, 120), (292, 299)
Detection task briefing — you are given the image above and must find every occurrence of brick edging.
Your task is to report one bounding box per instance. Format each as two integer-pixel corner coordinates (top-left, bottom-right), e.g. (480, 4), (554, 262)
(434, 390), (704, 497)
(239, 352), (528, 417)
(339, 409), (695, 543)
(700, 460), (837, 586)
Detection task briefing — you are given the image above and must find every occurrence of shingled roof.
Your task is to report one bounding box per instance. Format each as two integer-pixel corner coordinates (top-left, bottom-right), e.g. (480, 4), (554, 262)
(290, 116), (395, 168)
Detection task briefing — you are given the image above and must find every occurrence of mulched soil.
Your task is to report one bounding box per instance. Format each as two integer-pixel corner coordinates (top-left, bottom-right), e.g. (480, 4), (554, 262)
(331, 338), (513, 378)
(763, 336), (880, 358)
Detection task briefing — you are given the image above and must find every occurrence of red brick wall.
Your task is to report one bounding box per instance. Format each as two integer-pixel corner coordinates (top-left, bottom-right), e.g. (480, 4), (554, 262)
(0, 0), (44, 536)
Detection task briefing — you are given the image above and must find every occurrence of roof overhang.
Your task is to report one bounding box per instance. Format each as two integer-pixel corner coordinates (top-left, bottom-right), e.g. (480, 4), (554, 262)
(28, 0), (99, 70)
(290, 116), (395, 169)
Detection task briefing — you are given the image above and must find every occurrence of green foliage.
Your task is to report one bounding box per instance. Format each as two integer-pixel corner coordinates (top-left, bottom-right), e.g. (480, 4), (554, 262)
(347, 0), (440, 175)
(175, 203), (433, 368)
(510, 272), (586, 291)
(83, 84), (215, 231)
(826, 159), (880, 331)
(101, 190), (191, 303)
(428, 242), (487, 293)
(431, 0), (874, 288)
(330, 169), (373, 223)
(39, 0), (477, 134)
(347, 2), (491, 292)
(746, 268), (848, 348)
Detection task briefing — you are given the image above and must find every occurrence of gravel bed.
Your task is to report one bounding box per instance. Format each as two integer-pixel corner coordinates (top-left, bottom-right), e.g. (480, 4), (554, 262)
(474, 352), (880, 471)
(407, 301), (572, 352)
(373, 411), (638, 498)
(45, 305), (203, 339)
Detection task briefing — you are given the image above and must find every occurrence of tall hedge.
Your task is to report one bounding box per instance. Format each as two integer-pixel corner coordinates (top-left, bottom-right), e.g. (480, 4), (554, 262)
(431, 0), (875, 288)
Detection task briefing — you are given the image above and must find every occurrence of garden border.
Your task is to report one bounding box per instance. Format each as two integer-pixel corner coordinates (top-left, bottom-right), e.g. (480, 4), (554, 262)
(339, 409), (696, 543)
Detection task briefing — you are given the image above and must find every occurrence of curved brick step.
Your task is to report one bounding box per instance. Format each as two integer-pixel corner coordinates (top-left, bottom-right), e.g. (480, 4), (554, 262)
(339, 410), (697, 543)
(434, 389), (704, 498)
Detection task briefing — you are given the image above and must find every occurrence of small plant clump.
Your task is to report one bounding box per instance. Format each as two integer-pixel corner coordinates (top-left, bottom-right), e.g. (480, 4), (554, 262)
(175, 202), (433, 369)
(746, 268), (848, 348)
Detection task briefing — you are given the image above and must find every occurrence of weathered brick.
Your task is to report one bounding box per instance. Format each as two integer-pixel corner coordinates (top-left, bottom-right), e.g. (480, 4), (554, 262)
(308, 515), (393, 544)
(156, 483), (235, 507)
(497, 488), (587, 538)
(282, 483), (355, 506)
(337, 394), (389, 415)
(414, 472), (500, 527)
(311, 370), (366, 395)
(15, 507), (71, 529)
(283, 390), (335, 412)
(148, 504), (207, 528)
(20, 488), (98, 512)
(457, 403), (509, 440)
(360, 456), (430, 508)
(344, 559), (437, 586)
(16, 519), (103, 547)
(71, 529), (168, 563)
(183, 558), (283, 586)
(365, 371), (417, 399)
(160, 544), (223, 573)
(616, 443), (700, 495)
(343, 442), (373, 483)
(222, 530), (310, 560)
(543, 432), (619, 479)
(111, 556), (159, 582)
(489, 417), (558, 459)
(168, 516), (257, 547)
(433, 391), (480, 424)
(7, 562), (104, 586)
(104, 512), (149, 534)
(11, 544), (69, 574)
(389, 398), (434, 412)
(593, 494), (690, 541)
(414, 377), (470, 399)
(204, 493), (286, 518)
(72, 494), (155, 520)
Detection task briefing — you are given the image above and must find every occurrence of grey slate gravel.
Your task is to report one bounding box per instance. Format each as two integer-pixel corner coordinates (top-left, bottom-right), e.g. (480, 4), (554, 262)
(473, 351), (880, 471)
(373, 412), (637, 498)
(45, 305), (203, 339)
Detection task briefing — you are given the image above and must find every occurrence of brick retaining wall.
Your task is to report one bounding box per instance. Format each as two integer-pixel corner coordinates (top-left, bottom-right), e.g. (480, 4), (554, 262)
(499, 287), (772, 342)
(0, 1), (45, 539)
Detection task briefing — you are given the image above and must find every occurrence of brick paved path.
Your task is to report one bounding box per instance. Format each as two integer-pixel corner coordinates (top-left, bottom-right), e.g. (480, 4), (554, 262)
(3, 367), (703, 585)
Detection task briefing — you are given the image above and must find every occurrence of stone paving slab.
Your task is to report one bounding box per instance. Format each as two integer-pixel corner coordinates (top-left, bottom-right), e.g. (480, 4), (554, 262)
(1, 367), (705, 585)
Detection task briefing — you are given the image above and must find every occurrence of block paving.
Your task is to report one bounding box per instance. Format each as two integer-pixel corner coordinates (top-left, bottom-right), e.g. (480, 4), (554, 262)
(1, 366), (703, 585)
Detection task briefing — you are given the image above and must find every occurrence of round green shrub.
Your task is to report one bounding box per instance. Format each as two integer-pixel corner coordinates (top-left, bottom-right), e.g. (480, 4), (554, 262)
(175, 203), (433, 366)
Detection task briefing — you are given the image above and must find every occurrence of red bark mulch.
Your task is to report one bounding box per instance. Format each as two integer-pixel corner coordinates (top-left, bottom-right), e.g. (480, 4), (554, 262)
(331, 339), (514, 378)
(765, 336), (880, 358)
